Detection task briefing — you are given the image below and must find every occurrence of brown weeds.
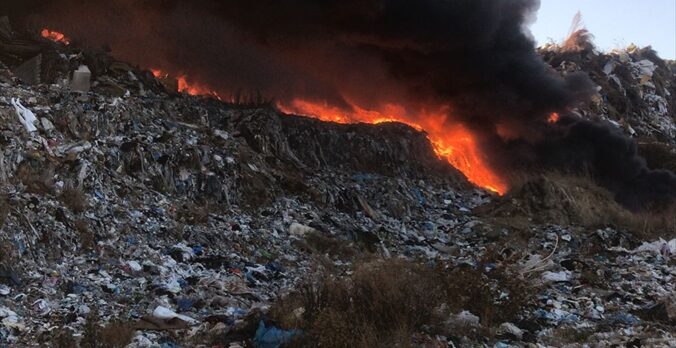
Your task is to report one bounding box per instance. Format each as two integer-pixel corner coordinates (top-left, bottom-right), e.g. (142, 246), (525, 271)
(60, 186), (87, 213)
(0, 194), (9, 229)
(75, 218), (95, 251)
(81, 308), (135, 348)
(270, 257), (534, 347)
(177, 202), (211, 225)
(481, 172), (676, 239)
(16, 162), (54, 194)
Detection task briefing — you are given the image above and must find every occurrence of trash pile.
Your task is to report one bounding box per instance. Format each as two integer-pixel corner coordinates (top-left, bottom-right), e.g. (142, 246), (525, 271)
(540, 37), (676, 144)
(0, 18), (673, 347)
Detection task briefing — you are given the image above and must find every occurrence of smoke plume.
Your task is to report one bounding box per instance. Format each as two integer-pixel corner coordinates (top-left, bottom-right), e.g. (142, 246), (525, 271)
(4, 0), (675, 209)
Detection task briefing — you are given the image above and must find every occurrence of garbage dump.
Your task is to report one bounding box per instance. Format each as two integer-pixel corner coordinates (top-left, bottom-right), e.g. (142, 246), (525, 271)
(0, 11), (674, 348)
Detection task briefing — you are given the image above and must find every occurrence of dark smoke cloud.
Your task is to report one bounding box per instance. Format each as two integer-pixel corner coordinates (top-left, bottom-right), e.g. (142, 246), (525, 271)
(537, 116), (676, 210)
(3, 0), (674, 209)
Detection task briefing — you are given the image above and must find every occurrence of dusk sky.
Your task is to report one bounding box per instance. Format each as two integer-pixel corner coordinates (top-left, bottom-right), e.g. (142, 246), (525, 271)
(530, 0), (676, 59)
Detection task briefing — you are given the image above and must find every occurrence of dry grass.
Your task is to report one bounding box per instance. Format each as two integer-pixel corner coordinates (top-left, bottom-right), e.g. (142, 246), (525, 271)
(480, 172), (676, 239)
(177, 202), (211, 225)
(270, 257), (534, 347)
(60, 185), (87, 213)
(0, 193), (9, 229)
(80, 309), (135, 348)
(639, 142), (676, 173)
(227, 90), (274, 109)
(16, 161), (54, 194)
(75, 218), (96, 251)
(292, 230), (356, 260)
(98, 322), (136, 348)
(51, 329), (78, 348)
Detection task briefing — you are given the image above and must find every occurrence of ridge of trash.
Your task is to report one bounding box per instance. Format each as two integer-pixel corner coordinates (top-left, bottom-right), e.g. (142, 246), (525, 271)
(0, 18), (674, 347)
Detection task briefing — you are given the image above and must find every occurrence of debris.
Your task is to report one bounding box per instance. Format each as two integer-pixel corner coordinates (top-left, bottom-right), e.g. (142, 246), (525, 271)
(135, 306), (199, 331)
(253, 321), (301, 348)
(633, 238), (676, 258)
(542, 270), (572, 283)
(497, 322), (523, 340)
(288, 222), (317, 238)
(0, 21), (670, 347)
(447, 310), (481, 327)
(11, 54), (41, 85)
(10, 98), (37, 132)
(71, 65), (91, 93)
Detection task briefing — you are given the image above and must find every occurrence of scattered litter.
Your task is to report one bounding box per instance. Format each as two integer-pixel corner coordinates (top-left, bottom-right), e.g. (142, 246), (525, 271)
(10, 98), (37, 132)
(633, 238), (676, 258)
(253, 321), (302, 348)
(136, 306), (199, 331)
(542, 270), (572, 283)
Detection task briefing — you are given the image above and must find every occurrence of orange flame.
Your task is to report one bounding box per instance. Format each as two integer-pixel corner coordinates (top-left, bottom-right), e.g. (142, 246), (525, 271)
(548, 112), (560, 124)
(152, 69), (220, 98)
(150, 69), (506, 194)
(278, 99), (507, 194)
(41, 29), (70, 45)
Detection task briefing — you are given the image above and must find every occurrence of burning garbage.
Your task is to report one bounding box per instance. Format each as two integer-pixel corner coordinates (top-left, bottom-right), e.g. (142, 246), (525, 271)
(0, 0), (673, 347)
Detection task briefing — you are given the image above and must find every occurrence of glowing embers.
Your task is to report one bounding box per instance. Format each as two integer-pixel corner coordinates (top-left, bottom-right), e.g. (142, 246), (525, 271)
(41, 29), (70, 45)
(278, 99), (507, 195)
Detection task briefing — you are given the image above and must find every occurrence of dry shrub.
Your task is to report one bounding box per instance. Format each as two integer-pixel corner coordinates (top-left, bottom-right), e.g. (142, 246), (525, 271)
(81, 308), (135, 348)
(541, 326), (595, 346)
(618, 206), (676, 239)
(227, 90), (273, 109)
(561, 29), (594, 53)
(0, 193), (10, 229)
(98, 322), (135, 348)
(75, 218), (96, 251)
(479, 172), (676, 239)
(177, 202), (211, 225)
(296, 231), (355, 260)
(482, 172), (622, 226)
(16, 161), (54, 194)
(51, 328), (78, 348)
(639, 142), (676, 173)
(270, 257), (534, 347)
(60, 186), (87, 213)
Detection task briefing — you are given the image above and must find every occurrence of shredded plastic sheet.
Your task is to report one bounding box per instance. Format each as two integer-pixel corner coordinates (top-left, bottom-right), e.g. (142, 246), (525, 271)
(10, 98), (37, 132)
(254, 321), (302, 348)
(634, 239), (676, 258)
(152, 306), (199, 325)
(609, 238), (676, 258)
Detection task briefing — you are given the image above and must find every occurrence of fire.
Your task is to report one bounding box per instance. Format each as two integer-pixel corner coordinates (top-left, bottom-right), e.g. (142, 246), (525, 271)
(151, 69), (220, 97)
(548, 112), (560, 124)
(278, 99), (507, 194)
(41, 29), (70, 45)
(148, 71), (506, 194)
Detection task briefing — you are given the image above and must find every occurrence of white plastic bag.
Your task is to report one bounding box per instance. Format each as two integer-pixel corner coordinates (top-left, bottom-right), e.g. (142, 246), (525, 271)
(11, 98), (38, 132)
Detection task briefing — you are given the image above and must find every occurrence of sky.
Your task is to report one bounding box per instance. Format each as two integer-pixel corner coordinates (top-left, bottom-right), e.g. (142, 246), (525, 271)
(530, 0), (676, 59)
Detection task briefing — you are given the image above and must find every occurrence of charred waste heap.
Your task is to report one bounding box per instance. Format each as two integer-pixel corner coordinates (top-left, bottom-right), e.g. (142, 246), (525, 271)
(0, 0), (674, 347)
(4, 0), (676, 209)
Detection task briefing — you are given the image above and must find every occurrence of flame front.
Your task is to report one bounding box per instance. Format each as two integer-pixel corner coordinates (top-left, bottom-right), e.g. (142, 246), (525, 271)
(152, 69), (219, 97)
(278, 99), (507, 194)
(41, 29), (70, 45)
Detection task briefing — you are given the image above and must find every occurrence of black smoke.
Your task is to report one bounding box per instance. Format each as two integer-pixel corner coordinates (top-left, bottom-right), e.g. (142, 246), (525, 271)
(3, 0), (675, 210)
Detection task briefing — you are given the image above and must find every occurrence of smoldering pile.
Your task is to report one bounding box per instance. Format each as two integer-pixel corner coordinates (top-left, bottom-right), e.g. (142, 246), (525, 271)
(4, 0), (673, 210)
(0, 7), (674, 347)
